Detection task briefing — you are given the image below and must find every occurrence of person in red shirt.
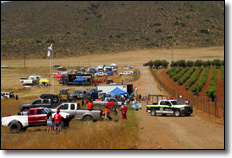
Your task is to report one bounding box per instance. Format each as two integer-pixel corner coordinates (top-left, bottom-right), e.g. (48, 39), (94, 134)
(104, 106), (112, 121)
(106, 100), (111, 108)
(87, 101), (93, 110)
(54, 109), (62, 134)
(169, 96), (174, 100)
(85, 99), (89, 109)
(110, 100), (114, 113)
(120, 103), (127, 120)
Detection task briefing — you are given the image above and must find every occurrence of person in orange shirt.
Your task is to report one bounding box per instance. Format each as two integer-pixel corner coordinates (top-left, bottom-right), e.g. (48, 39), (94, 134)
(87, 101), (93, 110)
(104, 106), (112, 121)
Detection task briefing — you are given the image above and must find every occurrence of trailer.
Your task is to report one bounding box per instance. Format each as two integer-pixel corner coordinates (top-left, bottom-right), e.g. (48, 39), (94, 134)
(97, 84), (133, 95)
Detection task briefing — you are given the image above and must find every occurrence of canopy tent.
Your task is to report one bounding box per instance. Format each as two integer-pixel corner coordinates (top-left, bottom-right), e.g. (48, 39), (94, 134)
(53, 74), (64, 78)
(73, 77), (86, 82)
(110, 87), (128, 97)
(106, 71), (113, 74)
(94, 72), (102, 75)
(110, 63), (116, 66)
(39, 78), (49, 83)
(93, 79), (102, 83)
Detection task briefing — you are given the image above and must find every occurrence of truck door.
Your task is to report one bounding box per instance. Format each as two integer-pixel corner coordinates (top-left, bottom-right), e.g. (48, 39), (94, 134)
(33, 99), (42, 107)
(36, 109), (47, 125)
(42, 99), (51, 108)
(28, 109), (37, 126)
(58, 103), (69, 113)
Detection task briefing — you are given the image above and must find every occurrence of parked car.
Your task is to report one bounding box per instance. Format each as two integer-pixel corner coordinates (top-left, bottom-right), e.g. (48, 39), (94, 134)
(19, 97), (63, 111)
(1, 107), (72, 133)
(51, 103), (102, 121)
(67, 90), (88, 101)
(20, 77), (27, 83)
(119, 71), (134, 76)
(22, 80), (35, 89)
(53, 65), (60, 67)
(57, 67), (67, 71)
(1, 92), (15, 99)
(1, 65), (9, 68)
(93, 97), (122, 107)
(94, 72), (107, 77)
(146, 99), (193, 117)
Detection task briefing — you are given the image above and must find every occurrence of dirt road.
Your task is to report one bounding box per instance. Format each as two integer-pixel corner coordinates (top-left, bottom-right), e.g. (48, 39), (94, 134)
(133, 66), (224, 149)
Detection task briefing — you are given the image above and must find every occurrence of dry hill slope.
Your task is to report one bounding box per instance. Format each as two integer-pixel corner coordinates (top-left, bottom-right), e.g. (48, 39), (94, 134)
(1, 1), (224, 59)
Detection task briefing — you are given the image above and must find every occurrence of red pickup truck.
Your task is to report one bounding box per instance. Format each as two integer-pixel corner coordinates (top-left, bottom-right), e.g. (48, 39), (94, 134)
(1, 107), (72, 133)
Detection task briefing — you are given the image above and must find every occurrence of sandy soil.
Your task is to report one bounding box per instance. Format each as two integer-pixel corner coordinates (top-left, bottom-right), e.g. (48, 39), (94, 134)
(132, 66), (224, 149)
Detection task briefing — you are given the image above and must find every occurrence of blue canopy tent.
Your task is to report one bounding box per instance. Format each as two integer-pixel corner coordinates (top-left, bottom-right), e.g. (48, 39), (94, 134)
(110, 87), (128, 97)
(94, 72), (102, 75)
(107, 71), (113, 74)
(73, 77), (86, 82)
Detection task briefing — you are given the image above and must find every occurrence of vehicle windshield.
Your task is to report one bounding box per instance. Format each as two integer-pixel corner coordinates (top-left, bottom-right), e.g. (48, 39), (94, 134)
(171, 100), (183, 105)
(44, 108), (54, 113)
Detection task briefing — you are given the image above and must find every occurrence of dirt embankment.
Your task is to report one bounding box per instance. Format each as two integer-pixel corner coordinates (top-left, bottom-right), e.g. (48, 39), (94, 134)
(132, 66), (224, 149)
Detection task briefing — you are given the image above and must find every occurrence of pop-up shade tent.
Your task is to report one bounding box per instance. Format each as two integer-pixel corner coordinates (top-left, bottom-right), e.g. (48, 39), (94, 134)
(107, 71), (113, 74)
(94, 72), (102, 75)
(39, 78), (49, 83)
(110, 87), (128, 97)
(53, 74), (64, 78)
(73, 77), (86, 82)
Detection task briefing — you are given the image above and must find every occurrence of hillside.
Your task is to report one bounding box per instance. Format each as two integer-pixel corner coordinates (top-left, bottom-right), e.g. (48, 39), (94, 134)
(1, 1), (224, 59)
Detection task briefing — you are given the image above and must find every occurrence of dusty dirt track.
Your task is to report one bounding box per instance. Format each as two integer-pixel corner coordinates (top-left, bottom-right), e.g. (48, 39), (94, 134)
(133, 66), (224, 149)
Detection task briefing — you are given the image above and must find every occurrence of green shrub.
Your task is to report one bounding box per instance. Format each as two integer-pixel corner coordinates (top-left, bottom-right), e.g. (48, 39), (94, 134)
(156, 29), (162, 33)
(199, 29), (209, 34)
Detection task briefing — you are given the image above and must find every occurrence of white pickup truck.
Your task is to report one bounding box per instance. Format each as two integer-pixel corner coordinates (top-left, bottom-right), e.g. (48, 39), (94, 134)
(119, 71), (134, 76)
(51, 103), (103, 121)
(146, 99), (193, 117)
(1, 107), (72, 133)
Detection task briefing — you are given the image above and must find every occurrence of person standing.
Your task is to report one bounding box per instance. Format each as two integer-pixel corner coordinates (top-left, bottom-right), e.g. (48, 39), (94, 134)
(139, 94), (142, 103)
(110, 100), (114, 113)
(120, 103), (127, 120)
(15, 95), (19, 100)
(104, 106), (113, 121)
(87, 101), (93, 110)
(54, 110), (62, 134)
(85, 99), (89, 109)
(169, 95), (174, 100)
(46, 112), (53, 134)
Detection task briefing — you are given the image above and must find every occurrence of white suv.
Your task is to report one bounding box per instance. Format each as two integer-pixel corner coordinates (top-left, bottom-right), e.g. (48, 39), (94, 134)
(119, 71), (134, 76)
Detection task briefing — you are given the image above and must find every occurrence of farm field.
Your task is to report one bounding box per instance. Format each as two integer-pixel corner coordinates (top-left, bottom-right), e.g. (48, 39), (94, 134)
(1, 46), (225, 149)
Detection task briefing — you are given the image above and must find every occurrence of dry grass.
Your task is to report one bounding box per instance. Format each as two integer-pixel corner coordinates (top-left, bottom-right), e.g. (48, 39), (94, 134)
(1, 97), (138, 149)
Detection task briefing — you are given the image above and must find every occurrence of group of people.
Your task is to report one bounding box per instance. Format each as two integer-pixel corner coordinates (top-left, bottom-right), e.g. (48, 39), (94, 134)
(135, 94), (150, 103)
(46, 109), (62, 135)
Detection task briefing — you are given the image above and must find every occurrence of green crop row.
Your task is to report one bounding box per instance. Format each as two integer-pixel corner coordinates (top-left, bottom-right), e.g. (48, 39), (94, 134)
(166, 67), (175, 75)
(172, 67), (189, 81)
(205, 66), (217, 100)
(185, 66), (203, 89)
(191, 67), (209, 95)
(177, 66), (196, 85)
(168, 67), (182, 77)
(220, 66), (224, 83)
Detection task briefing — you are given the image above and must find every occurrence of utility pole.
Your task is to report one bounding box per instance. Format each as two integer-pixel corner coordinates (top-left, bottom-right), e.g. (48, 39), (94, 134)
(24, 52), (25, 68)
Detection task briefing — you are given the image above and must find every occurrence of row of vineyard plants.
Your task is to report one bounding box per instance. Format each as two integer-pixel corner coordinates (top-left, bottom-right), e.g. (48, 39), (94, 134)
(168, 67), (182, 77)
(220, 66), (224, 83)
(185, 66), (203, 89)
(205, 66), (217, 100)
(177, 66), (196, 85)
(172, 67), (189, 81)
(191, 67), (209, 95)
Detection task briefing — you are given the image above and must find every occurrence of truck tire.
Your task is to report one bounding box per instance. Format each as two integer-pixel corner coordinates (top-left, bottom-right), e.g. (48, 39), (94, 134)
(174, 110), (180, 117)
(82, 116), (93, 122)
(151, 109), (156, 116)
(9, 122), (22, 133)
(185, 113), (190, 116)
